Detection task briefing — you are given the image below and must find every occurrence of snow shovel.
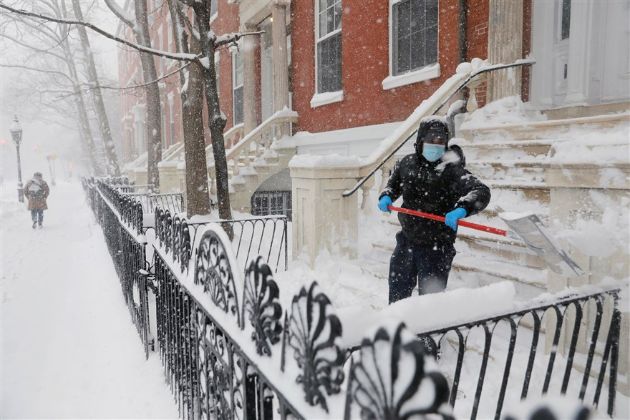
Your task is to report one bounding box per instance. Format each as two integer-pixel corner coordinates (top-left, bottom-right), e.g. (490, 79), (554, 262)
(388, 205), (583, 277)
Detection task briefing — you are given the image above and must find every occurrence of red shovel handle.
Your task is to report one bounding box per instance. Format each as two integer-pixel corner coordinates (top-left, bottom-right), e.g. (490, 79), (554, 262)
(388, 205), (508, 237)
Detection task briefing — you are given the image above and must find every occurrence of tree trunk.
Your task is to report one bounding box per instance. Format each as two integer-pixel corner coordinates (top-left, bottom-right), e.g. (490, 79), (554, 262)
(192, 4), (233, 236)
(71, 0), (120, 176)
(166, 0), (210, 217)
(60, 38), (101, 175)
(134, 0), (162, 191)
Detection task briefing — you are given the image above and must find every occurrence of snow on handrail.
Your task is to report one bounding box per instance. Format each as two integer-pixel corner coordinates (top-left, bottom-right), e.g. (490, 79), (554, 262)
(343, 58), (536, 197)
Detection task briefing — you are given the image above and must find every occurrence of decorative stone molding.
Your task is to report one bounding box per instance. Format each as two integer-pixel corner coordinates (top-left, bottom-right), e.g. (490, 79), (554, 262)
(290, 158), (361, 263)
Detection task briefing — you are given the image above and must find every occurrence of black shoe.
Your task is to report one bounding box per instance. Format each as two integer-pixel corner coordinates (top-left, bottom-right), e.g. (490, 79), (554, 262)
(38, 223), (43, 229)
(32, 221), (37, 229)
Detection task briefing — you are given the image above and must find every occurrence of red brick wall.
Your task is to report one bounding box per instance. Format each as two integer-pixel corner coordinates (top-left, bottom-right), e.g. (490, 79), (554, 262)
(291, 0), (466, 134)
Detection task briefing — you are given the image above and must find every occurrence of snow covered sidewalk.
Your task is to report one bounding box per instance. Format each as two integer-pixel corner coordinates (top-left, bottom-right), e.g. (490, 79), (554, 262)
(1, 181), (177, 418)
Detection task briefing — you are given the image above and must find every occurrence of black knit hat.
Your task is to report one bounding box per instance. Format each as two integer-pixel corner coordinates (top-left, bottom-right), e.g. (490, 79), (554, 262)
(416, 118), (449, 144)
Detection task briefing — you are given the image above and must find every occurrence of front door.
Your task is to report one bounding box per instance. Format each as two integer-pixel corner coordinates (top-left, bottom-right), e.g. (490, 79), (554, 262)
(551, 0), (571, 104)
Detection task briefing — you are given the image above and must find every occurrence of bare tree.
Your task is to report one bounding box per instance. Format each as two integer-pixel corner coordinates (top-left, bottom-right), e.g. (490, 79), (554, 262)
(179, 0), (236, 234)
(70, 0), (120, 176)
(165, 0), (210, 217)
(104, 0), (162, 191)
(0, 2), (103, 174)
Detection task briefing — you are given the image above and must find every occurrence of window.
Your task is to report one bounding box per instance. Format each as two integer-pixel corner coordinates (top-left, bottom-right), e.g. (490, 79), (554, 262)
(392, 0), (438, 76)
(161, 100), (167, 148)
(560, 0), (571, 40)
(316, 0), (342, 93)
(168, 95), (176, 145)
(210, 0), (218, 20)
(215, 51), (220, 97)
(252, 191), (292, 220)
(232, 51), (243, 125)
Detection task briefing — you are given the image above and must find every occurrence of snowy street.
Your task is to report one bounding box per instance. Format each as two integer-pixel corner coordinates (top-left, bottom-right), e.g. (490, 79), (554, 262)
(1, 181), (177, 418)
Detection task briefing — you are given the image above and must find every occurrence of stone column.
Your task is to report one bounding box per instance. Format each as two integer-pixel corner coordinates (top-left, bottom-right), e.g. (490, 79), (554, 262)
(487, 0), (524, 102)
(272, 0), (291, 137)
(290, 162), (360, 264)
(242, 23), (258, 135)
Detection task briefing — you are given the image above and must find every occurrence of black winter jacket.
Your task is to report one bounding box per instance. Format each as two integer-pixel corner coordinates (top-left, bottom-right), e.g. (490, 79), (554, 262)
(379, 146), (490, 247)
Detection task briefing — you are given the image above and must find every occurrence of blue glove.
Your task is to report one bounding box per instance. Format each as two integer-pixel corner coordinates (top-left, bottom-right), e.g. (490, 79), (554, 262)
(378, 196), (392, 213)
(445, 208), (467, 231)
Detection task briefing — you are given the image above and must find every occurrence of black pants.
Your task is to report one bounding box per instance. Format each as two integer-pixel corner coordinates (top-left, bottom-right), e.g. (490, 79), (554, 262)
(31, 209), (44, 225)
(388, 231), (456, 304)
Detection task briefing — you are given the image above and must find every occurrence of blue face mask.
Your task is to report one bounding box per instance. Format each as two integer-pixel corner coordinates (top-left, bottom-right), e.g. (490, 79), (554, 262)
(422, 143), (446, 162)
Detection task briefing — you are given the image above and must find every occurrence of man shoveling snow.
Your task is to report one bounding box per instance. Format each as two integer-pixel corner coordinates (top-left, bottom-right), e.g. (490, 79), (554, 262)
(378, 118), (491, 303)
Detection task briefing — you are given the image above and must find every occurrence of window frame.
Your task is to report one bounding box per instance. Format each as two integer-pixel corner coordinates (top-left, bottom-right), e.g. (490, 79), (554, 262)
(383, 0), (441, 90)
(168, 93), (175, 145)
(232, 49), (244, 125)
(313, 0), (343, 103)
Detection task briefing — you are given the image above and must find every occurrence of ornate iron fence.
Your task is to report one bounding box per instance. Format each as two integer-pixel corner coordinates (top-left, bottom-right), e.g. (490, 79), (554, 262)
(85, 179), (153, 357)
(84, 177), (620, 420)
(154, 208), (288, 273)
(124, 192), (185, 214)
(412, 289), (621, 419)
(152, 223), (453, 419)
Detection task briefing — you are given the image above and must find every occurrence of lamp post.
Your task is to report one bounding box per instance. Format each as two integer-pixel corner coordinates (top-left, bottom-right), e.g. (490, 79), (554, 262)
(9, 115), (24, 203)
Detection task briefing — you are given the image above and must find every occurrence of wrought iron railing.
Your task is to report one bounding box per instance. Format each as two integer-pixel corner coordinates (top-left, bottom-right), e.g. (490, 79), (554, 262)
(154, 208), (288, 273)
(411, 289), (621, 420)
(123, 192), (185, 214)
(152, 224), (453, 420)
(84, 177), (620, 420)
(85, 179), (152, 357)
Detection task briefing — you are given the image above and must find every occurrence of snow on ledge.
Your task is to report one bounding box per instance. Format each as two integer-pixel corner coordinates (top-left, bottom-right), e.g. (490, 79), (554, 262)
(382, 63), (440, 90)
(289, 153), (362, 169)
(310, 90), (344, 108)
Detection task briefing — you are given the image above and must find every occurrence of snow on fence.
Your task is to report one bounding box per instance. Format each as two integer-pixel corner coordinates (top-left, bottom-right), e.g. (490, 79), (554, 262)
(82, 177), (620, 419)
(125, 192), (185, 214)
(154, 210), (289, 274)
(410, 289), (620, 419)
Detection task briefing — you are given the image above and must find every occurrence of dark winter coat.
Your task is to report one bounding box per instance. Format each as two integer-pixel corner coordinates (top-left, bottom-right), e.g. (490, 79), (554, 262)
(379, 146), (490, 247)
(25, 178), (50, 210)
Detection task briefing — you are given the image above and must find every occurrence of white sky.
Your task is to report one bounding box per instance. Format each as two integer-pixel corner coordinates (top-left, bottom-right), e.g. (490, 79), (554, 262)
(0, 0), (124, 179)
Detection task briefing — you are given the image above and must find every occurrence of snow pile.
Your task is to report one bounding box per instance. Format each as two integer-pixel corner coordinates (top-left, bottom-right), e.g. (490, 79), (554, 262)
(549, 120), (630, 164)
(558, 190), (629, 259)
(460, 96), (547, 129)
(337, 282), (516, 348)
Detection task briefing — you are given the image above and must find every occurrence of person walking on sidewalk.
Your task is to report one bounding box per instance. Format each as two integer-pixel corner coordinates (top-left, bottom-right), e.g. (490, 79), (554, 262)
(378, 118), (491, 304)
(25, 172), (50, 229)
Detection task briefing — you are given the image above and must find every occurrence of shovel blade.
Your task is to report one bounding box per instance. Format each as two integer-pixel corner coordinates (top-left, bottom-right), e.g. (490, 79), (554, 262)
(500, 213), (584, 277)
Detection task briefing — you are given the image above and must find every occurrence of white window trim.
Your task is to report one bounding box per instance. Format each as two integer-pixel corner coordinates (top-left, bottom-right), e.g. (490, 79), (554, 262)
(310, 90), (344, 108)
(232, 51), (243, 125)
(388, 0), (440, 85)
(314, 0), (343, 95)
(210, 0), (218, 22)
(382, 63), (440, 90)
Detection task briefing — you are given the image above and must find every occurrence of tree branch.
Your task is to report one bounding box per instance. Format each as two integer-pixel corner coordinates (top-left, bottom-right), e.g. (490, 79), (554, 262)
(102, 0), (134, 31)
(0, 63), (73, 83)
(0, 2), (197, 61)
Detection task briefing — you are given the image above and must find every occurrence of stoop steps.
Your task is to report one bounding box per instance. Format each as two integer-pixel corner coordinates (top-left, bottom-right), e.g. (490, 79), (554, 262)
(366, 110), (629, 300)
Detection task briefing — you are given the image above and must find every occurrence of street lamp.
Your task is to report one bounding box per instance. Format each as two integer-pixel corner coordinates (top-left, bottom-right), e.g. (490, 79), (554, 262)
(9, 115), (24, 203)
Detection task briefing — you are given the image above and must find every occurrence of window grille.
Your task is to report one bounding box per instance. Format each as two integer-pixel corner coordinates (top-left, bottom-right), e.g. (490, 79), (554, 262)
(392, 0), (438, 76)
(251, 191), (292, 220)
(316, 0), (342, 93)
